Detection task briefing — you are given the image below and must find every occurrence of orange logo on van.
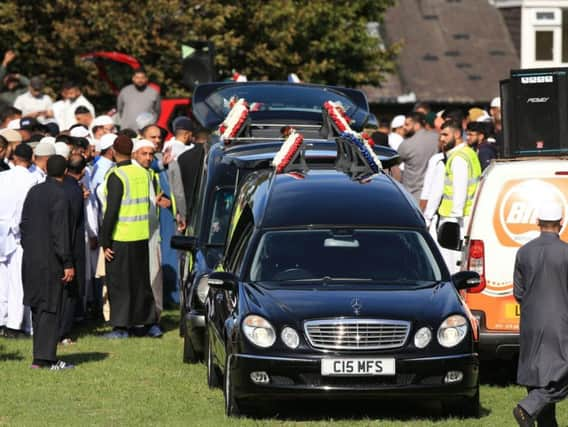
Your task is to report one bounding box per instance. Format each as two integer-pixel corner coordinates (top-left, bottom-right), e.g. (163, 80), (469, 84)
(493, 179), (568, 247)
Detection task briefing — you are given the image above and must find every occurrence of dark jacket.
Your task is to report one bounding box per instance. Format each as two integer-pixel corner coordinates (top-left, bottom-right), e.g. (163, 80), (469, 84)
(514, 232), (568, 387)
(63, 175), (86, 298)
(20, 178), (72, 312)
(477, 142), (498, 171)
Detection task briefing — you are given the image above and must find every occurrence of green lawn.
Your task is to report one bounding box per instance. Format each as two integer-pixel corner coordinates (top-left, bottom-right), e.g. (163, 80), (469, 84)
(0, 311), (564, 426)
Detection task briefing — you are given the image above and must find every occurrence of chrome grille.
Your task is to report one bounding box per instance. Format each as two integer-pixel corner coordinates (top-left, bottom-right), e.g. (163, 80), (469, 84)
(304, 319), (410, 350)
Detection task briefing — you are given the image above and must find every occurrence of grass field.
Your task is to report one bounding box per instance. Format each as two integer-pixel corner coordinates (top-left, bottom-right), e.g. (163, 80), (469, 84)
(0, 310), (565, 426)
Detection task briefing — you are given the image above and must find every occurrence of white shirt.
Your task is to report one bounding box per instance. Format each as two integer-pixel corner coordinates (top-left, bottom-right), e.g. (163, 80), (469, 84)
(13, 91), (54, 124)
(421, 152), (445, 225)
(28, 164), (47, 183)
(0, 165), (39, 260)
(53, 95), (95, 131)
(388, 132), (403, 151)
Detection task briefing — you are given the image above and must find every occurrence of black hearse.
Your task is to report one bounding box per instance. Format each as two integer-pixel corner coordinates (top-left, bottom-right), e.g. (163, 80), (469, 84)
(204, 136), (481, 418)
(172, 82), (400, 363)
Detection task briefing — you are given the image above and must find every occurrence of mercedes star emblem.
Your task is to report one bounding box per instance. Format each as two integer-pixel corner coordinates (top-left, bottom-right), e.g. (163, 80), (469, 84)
(351, 297), (362, 315)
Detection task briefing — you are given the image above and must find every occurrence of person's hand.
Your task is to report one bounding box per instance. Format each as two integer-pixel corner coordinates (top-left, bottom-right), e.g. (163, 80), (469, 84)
(156, 192), (171, 208)
(62, 267), (75, 283)
(162, 148), (173, 165)
(176, 214), (187, 233)
(89, 236), (98, 250)
(82, 185), (90, 200)
(104, 247), (115, 262)
(2, 50), (15, 67)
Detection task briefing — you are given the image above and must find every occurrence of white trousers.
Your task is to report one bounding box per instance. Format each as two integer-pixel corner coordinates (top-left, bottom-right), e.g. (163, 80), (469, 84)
(0, 245), (30, 331)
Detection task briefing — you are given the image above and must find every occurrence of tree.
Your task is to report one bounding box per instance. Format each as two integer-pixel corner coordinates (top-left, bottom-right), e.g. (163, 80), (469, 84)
(0, 0), (397, 107)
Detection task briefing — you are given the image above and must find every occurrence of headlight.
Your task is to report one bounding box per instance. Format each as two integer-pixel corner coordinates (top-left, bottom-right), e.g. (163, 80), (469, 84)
(242, 315), (276, 348)
(196, 276), (210, 303)
(281, 327), (300, 349)
(414, 327), (432, 349)
(437, 315), (468, 348)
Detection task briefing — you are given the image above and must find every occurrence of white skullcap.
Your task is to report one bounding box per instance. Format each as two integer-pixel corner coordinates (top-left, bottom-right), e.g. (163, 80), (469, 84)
(390, 115), (405, 129)
(490, 97), (501, 109)
(34, 142), (56, 157)
(98, 133), (117, 152)
(70, 126), (90, 138)
(538, 202), (563, 221)
(40, 136), (56, 146)
(54, 142), (70, 159)
(132, 139), (155, 153)
(7, 119), (20, 130)
(91, 115), (114, 128)
(475, 112), (492, 123)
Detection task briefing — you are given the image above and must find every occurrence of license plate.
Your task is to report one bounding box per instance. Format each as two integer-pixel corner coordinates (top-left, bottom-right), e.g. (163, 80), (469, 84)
(505, 303), (520, 319)
(321, 358), (395, 376)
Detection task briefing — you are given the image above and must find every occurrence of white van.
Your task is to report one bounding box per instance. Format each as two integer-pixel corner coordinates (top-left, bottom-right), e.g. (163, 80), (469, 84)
(460, 158), (568, 359)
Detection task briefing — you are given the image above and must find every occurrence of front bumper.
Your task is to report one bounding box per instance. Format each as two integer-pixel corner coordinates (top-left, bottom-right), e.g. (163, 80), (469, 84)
(229, 352), (479, 401)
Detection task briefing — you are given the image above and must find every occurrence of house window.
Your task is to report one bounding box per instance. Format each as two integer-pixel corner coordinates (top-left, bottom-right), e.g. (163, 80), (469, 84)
(536, 31), (554, 60)
(563, 9), (568, 62)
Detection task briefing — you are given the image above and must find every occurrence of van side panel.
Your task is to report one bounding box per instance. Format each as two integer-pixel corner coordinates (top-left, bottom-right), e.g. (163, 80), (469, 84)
(465, 160), (568, 332)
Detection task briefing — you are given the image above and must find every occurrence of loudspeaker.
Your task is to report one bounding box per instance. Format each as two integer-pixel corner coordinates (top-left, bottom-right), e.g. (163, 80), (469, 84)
(182, 41), (215, 91)
(501, 68), (568, 157)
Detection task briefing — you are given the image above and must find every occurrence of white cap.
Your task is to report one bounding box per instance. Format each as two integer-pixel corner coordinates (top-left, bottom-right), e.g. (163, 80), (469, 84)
(40, 136), (56, 146)
(98, 133), (117, 151)
(538, 201), (563, 221)
(475, 112), (492, 122)
(7, 119), (20, 130)
(54, 142), (70, 159)
(490, 97), (501, 109)
(91, 115), (114, 128)
(390, 115), (405, 129)
(34, 142), (56, 157)
(132, 139), (155, 153)
(70, 126), (90, 138)
(0, 128), (22, 143)
(436, 109), (445, 118)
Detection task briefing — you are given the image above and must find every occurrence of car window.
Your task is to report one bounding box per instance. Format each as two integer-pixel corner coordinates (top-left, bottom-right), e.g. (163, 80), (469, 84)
(205, 85), (358, 117)
(207, 189), (235, 245)
(227, 223), (254, 274)
(248, 229), (442, 284)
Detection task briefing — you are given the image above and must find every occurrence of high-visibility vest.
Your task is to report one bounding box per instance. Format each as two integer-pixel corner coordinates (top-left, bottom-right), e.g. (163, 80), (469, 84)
(104, 164), (150, 242)
(438, 145), (481, 217)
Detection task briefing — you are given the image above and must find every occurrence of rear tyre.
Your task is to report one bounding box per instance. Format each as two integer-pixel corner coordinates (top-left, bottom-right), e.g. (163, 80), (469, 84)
(224, 355), (241, 417)
(206, 335), (221, 388)
(444, 388), (480, 418)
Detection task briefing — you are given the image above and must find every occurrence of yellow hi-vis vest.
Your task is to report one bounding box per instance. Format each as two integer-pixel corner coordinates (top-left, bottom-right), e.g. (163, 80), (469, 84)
(438, 145), (481, 217)
(104, 164), (150, 242)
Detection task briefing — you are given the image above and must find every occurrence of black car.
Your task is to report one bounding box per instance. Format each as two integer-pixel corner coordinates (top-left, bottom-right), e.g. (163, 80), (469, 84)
(204, 163), (481, 417)
(172, 82), (400, 363)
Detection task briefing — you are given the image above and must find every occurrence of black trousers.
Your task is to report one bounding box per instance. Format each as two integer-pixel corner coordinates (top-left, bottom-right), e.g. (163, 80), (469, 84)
(31, 306), (61, 363)
(521, 385), (568, 427)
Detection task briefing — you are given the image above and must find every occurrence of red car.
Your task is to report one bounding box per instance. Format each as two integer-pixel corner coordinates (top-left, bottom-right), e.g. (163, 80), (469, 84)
(81, 51), (191, 138)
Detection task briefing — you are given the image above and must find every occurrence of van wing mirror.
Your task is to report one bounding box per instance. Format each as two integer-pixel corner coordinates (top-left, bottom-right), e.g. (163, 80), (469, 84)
(452, 271), (481, 291)
(170, 235), (198, 252)
(208, 271), (238, 292)
(437, 221), (461, 251)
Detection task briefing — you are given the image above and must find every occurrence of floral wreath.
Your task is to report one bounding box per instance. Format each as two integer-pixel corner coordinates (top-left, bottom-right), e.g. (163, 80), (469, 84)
(323, 100), (353, 133)
(272, 128), (304, 173)
(340, 131), (382, 174)
(218, 97), (249, 143)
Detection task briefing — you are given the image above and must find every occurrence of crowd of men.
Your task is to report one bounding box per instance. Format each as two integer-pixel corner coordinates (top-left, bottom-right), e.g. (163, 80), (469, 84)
(0, 51), (206, 370)
(372, 99), (501, 273)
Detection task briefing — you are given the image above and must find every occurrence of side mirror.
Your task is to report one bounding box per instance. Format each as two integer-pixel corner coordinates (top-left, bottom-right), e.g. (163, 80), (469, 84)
(208, 271), (238, 291)
(437, 221), (461, 250)
(452, 271), (481, 291)
(170, 235), (198, 252)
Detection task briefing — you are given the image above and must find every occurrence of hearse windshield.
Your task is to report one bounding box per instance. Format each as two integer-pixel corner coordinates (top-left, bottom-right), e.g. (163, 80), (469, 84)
(248, 229), (442, 284)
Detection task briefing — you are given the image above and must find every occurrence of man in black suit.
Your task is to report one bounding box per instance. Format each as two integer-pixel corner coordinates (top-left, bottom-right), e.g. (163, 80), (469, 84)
(20, 155), (75, 370)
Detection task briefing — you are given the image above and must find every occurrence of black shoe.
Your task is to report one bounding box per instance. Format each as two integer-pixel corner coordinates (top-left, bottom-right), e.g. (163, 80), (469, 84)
(513, 405), (535, 427)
